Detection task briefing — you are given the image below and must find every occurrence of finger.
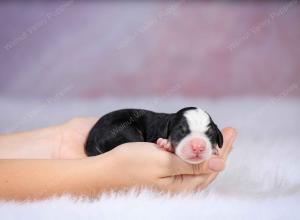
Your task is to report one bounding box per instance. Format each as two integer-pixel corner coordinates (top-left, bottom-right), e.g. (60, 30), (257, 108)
(202, 171), (219, 189)
(165, 154), (216, 176)
(207, 157), (225, 172)
(160, 174), (209, 192)
(201, 128), (237, 188)
(219, 127), (237, 160)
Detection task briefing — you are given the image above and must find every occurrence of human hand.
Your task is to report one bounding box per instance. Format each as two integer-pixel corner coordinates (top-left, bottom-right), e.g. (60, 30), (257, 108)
(54, 117), (98, 159)
(56, 118), (237, 192)
(103, 128), (237, 192)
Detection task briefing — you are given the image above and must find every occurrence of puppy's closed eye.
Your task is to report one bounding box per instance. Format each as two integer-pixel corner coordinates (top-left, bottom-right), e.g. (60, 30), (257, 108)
(179, 125), (187, 132)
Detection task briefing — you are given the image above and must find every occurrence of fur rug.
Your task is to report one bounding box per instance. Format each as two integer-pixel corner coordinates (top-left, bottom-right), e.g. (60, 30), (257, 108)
(0, 97), (299, 219)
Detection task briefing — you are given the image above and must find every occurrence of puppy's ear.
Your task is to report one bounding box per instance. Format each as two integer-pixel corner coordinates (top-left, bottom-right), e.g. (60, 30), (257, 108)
(214, 125), (223, 148)
(208, 114), (223, 148)
(176, 107), (197, 114)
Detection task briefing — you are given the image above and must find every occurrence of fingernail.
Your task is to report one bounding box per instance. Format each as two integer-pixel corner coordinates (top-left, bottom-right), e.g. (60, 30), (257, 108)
(208, 158), (224, 171)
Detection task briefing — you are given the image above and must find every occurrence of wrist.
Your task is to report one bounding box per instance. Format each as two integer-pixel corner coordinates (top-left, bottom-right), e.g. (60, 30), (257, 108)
(86, 147), (144, 193)
(80, 153), (123, 194)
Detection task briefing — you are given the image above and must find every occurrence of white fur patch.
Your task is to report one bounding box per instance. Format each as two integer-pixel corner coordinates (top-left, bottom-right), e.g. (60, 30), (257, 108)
(184, 108), (210, 133)
(174, 108), (212, 164)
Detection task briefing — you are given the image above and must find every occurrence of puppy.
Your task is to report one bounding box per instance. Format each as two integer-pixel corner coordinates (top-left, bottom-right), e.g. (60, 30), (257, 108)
(85, 107), (223, 164)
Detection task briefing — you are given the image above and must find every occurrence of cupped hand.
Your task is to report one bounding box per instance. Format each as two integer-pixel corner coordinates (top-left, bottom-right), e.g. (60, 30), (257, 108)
(57, 118), (237, 192)
(105, 128), (237, 192)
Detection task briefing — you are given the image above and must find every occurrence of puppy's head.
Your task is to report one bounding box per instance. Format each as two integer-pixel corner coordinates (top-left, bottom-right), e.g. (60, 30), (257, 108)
(168, 107), (223, 164)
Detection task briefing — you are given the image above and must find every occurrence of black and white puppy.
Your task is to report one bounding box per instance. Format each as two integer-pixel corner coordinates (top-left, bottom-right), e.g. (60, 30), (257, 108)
(85, 107), (223, 164)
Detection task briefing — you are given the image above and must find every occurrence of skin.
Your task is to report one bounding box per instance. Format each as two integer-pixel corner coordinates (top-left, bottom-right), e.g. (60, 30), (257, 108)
(0, 117), (237, 201)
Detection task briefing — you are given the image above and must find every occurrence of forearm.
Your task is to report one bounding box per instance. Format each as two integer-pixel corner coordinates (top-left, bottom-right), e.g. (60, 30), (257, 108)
(0, 156), (115, 201)
(0, 126), (60, 159)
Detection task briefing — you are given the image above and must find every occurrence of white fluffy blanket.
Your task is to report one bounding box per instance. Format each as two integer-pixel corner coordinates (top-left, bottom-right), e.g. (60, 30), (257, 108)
(0, 97), (299, 219)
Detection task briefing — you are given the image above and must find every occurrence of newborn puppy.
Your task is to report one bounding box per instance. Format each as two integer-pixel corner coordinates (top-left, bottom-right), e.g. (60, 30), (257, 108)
(85, 107), (223, 164)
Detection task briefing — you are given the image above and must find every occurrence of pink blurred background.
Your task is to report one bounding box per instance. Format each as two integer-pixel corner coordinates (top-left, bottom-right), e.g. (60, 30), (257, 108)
(0, 1), (299, 99)
(0, 1), (299, 134)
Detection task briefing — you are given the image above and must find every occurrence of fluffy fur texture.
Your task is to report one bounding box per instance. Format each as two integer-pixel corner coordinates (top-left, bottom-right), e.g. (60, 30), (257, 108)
(0, 97), (299, 219)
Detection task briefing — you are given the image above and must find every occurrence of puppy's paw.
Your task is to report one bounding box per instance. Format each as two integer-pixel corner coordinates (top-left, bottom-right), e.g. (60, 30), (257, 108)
(156, 138), (174, 153)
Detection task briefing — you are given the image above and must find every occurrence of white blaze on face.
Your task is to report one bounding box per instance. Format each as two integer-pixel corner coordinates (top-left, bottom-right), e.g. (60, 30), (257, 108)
(184, 108), (210, 133)
(175, 108), (212, 164)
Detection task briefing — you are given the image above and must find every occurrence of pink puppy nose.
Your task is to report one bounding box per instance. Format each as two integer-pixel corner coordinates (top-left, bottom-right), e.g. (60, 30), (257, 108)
(190, 138), (206, 154)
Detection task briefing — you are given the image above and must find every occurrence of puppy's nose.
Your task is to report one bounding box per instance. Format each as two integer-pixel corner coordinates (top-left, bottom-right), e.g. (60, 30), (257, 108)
(190, 138), (206, 154)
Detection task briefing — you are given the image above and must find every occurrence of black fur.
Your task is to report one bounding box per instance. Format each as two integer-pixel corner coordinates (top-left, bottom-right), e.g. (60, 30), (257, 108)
(205, 114), (224, 148)
(85, 107), (223, 156)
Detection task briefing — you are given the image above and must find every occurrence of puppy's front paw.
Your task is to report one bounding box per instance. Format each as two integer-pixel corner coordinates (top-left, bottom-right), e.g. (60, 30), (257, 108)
(156, 138), (174, 153)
